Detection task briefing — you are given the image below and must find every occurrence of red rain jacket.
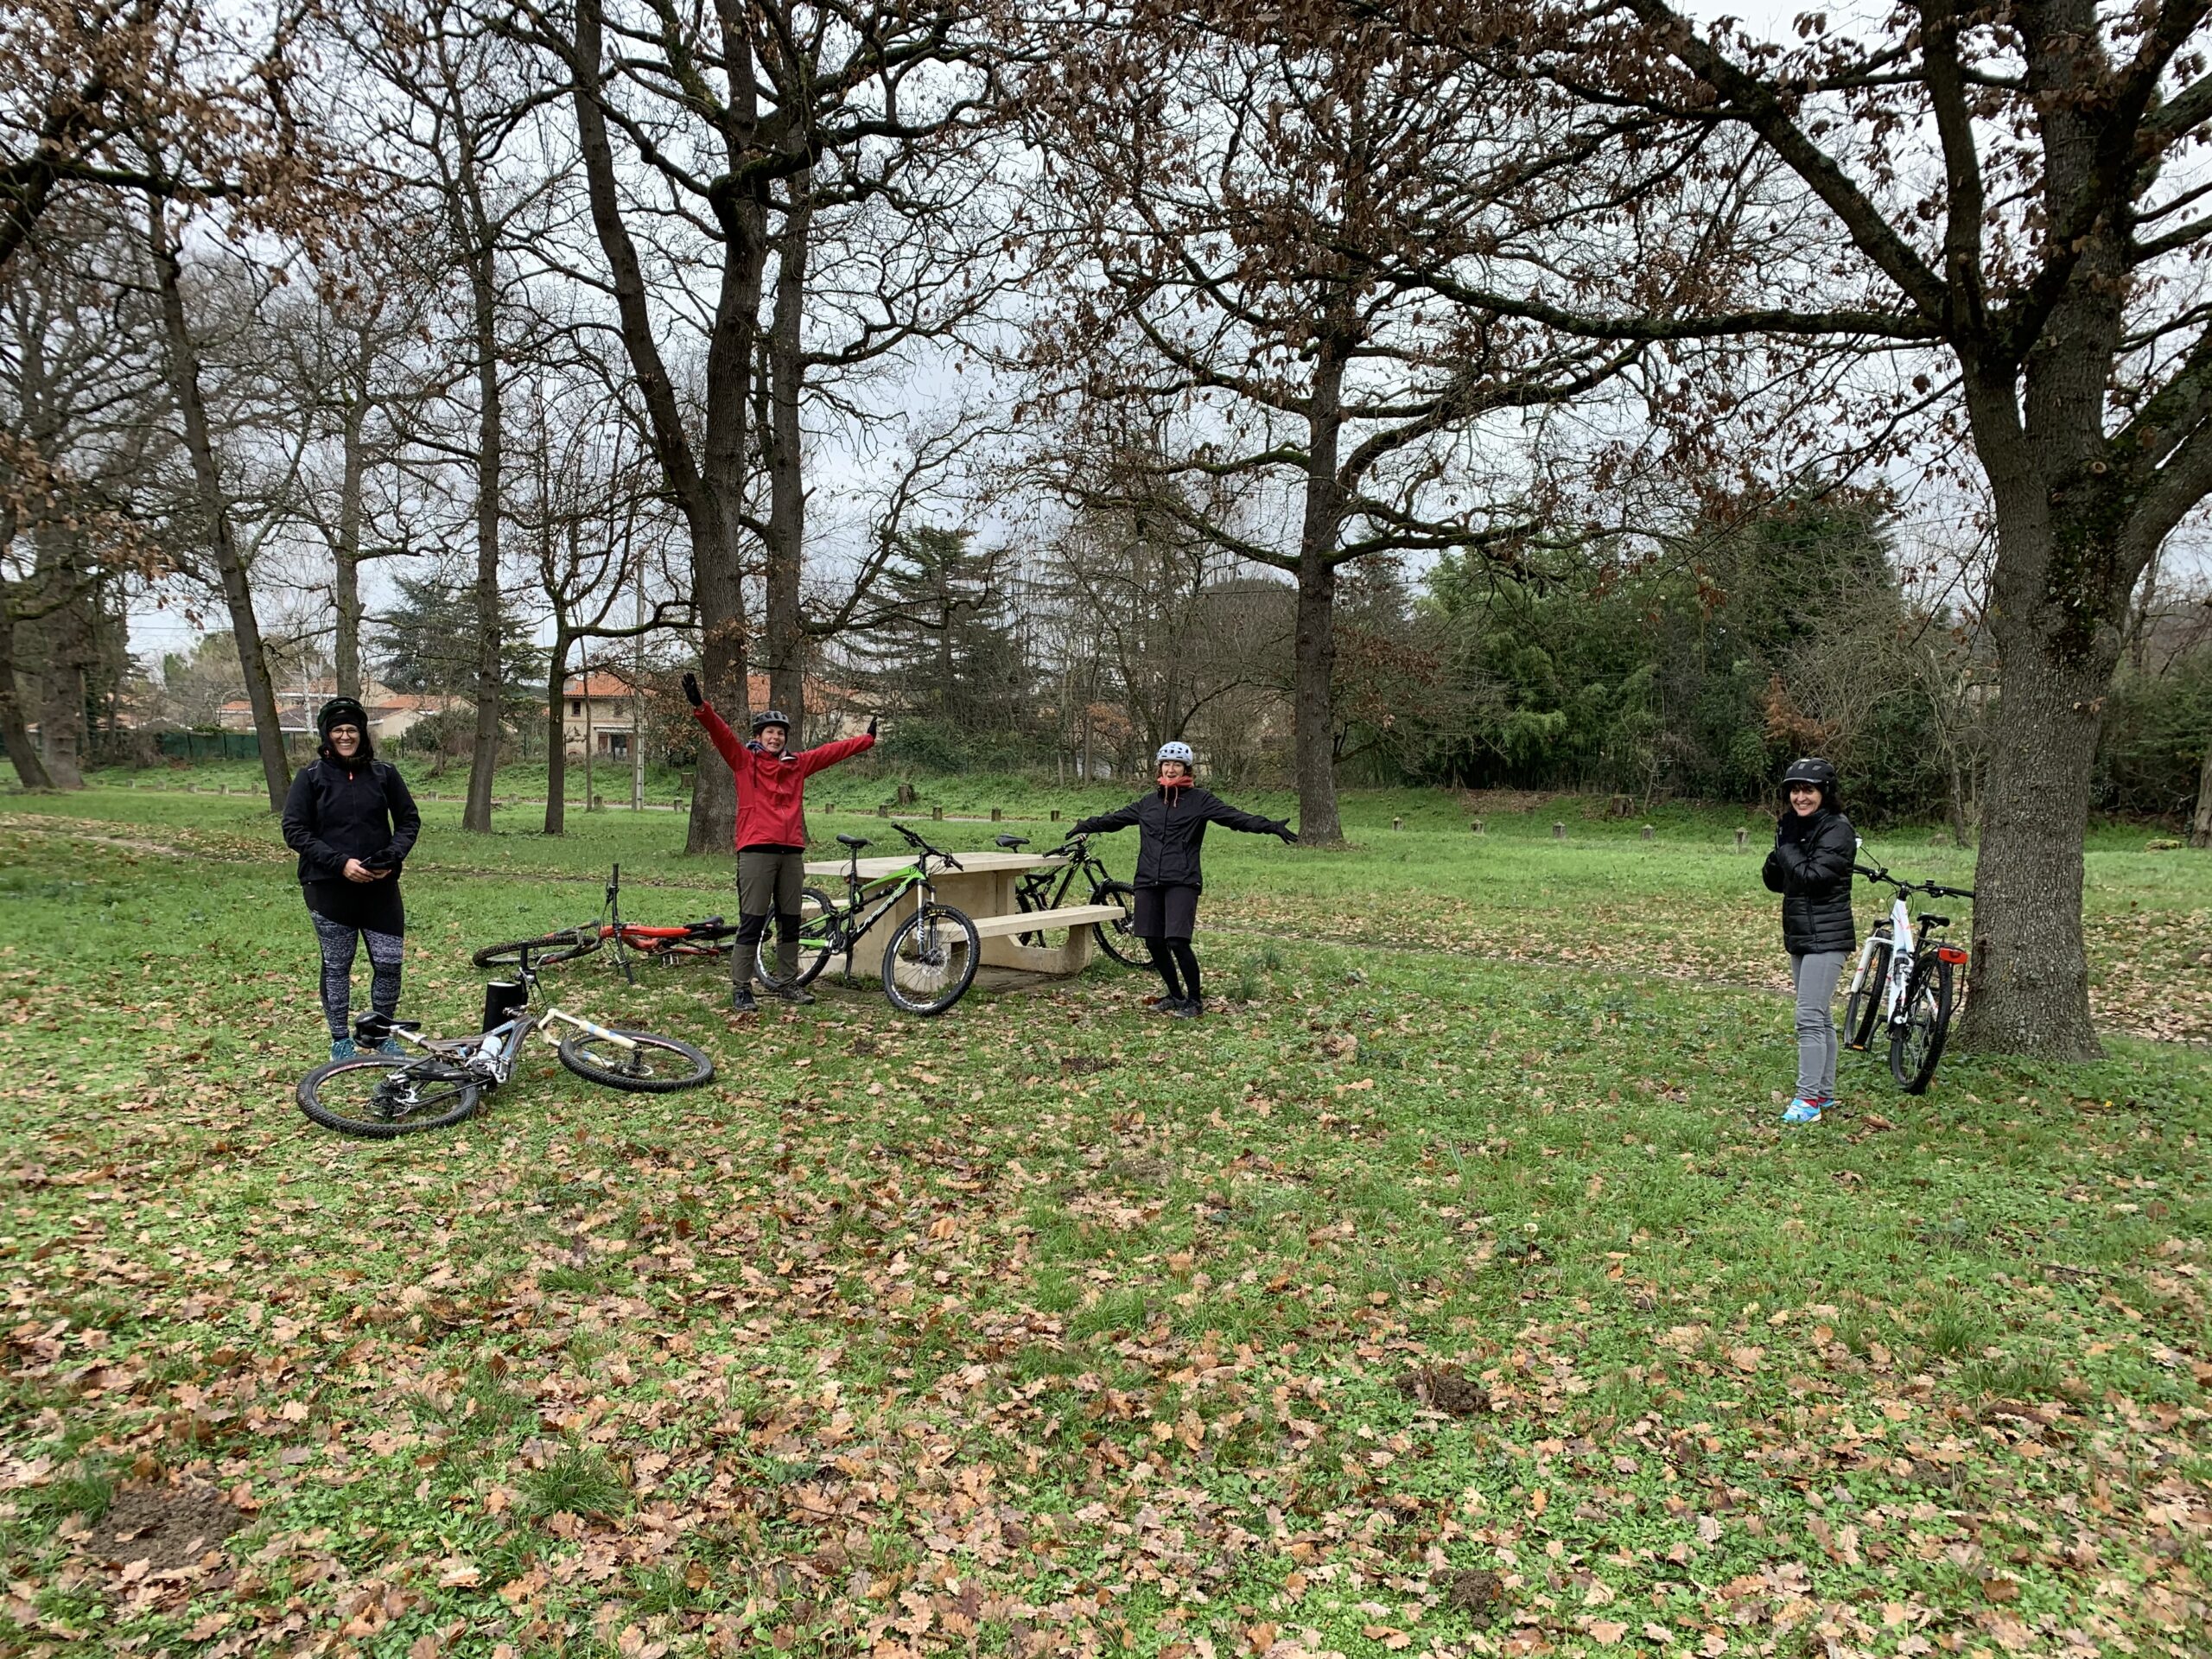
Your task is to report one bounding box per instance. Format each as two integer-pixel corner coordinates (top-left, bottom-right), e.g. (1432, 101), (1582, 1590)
(693, 705), (874, 850)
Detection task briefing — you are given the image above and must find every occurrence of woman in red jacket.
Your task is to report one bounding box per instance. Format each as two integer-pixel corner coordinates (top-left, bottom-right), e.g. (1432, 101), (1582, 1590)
(684, 674), (875, 1013)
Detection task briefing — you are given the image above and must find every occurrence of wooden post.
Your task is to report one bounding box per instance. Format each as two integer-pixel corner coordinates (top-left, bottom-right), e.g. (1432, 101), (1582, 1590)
(1734, 826), (1748, 852)
(932, 805), (943, 820)
(1552, 822), (1565, 839)
(991, 806), (1002, 822)
(1470, 818), (1484, 835)
(878, 804), (888, 817)
(1051, 808), (1061, 822)
(1641, 823), (1654, 841)
(1391, 816), (1402, 830)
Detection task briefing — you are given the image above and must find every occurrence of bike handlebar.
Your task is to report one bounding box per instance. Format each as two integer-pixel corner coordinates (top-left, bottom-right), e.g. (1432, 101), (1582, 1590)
(1854, 863), (1975, 901)
(892, 819), (963, 872)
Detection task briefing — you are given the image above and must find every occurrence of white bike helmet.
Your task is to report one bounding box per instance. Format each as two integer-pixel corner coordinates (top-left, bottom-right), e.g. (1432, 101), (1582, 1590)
(1156, 741), (1195, 767)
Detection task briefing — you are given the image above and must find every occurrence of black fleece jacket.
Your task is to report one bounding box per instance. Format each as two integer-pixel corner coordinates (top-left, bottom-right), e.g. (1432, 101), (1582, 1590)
(1762, 805), (1857, 955)
(1071, 784), (1285, 889)
(282, 757), (420, 931)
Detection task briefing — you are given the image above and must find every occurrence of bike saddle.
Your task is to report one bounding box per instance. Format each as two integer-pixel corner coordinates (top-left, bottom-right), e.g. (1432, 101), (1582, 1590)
(696, 915), (725, 928)
(355, 1014), (420, 1039)
(837, 834), (872, 850)
(995, 833), (1030, 849)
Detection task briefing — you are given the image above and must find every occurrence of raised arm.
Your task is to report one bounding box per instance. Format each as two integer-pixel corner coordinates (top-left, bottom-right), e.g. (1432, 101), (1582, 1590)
(692, 702), (747, 774)
(1205, 793), (1295, 841)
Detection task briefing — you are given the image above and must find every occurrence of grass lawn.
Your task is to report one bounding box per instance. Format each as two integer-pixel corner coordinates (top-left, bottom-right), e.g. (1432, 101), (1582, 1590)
(1, 775), (2207, 1659)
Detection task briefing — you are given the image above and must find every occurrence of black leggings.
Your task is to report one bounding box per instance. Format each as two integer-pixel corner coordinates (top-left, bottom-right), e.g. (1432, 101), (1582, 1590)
(1150, 938), (1201, 1002)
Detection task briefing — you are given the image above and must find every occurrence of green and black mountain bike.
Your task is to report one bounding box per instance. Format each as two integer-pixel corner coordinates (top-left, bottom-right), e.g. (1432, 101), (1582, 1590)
(753, 822), (980, 1016)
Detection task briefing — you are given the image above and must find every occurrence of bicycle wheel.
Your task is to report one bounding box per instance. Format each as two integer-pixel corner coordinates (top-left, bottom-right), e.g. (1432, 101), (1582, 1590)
(754, 888), (838, 989)
(1090, 880), (1144, 967)
(298, 1056), (481, 1138)
(880, 903), (980, 1016)
(472, 928), (601, 969)
(1888, 955), (1955, 1094)
(1840, 942), (1891, 1052)
(556, 1028), (715, 1093)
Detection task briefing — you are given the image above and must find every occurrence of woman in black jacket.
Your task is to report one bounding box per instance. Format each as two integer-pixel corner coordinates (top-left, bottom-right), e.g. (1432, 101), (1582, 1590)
(1761, 756), (1857, 1124)
(1071, 741), (1294, 1019)
(281, 698), (421, 1058)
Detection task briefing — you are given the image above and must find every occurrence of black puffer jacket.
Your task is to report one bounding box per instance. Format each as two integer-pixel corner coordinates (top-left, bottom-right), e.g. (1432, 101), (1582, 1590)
(1762, 806), (1857, 955)
(1072, 784), (1287, 889)
(282, 756), (421, 932)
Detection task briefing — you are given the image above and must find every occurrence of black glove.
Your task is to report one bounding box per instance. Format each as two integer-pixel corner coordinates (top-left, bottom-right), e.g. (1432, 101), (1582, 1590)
(681, 672), (703, 709)
(868, 715), (879, 738)
(1274, 821), (1297, 843)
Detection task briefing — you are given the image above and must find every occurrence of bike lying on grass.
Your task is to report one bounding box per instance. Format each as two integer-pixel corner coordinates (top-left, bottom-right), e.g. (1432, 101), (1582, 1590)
(753, 821), (981, 1016)
(296, 944), (714, 1137)
(472, 863), (736, 984)
(1839, 854), (1975, 1095)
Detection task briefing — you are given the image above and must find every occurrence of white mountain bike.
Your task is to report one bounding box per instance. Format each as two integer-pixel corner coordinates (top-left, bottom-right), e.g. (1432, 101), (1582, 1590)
(1838, 850), (1975, 1094)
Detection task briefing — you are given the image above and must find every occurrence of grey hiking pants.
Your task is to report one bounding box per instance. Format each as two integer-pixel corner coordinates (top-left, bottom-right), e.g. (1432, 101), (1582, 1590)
(1790, 950), (1847, 1101)
(734, 848), (805, 988)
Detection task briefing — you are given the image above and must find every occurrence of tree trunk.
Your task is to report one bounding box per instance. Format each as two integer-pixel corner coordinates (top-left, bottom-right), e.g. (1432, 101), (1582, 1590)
(568, 0), (752, 858)
(333, 323), (372, 700)
(2190, 740), (2211, 850)
(32, 530), (86, 787)
(457, 156), (505, 834)
(544, 638), (572, 836)
(0, 587), (54, 790)
(1290, 340), (1349, 844)
(1952, 596), (2111, 1059)
(763, 173), (810, 722)
(149, 199), (289, 810)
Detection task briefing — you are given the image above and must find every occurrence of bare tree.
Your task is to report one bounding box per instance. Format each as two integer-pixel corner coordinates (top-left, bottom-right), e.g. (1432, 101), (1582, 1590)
(1384, 0), (2212, 1054)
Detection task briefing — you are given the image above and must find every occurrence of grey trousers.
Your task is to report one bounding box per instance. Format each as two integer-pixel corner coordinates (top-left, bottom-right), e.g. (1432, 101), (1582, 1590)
(734, 849), (805, 988)
(1790, 950), (1847, 1100)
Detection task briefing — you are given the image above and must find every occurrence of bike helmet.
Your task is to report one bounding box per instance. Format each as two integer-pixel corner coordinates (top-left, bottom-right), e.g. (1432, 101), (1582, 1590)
(1781, 755), (1840, 808)
(1155, 741), (1195, 767)
(750, 709), (792, 735)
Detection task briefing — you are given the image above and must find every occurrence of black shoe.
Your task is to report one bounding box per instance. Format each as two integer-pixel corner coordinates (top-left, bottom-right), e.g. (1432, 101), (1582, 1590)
(1148, 995), (1187, 1014)
(766, 982), (816, 1006)
(1166, 996), (1204, 1020)
(731, 988), (759, 1014)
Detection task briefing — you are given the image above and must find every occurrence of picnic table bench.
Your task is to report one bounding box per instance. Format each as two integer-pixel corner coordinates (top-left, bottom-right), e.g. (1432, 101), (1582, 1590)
(799, 846), (1129, 979)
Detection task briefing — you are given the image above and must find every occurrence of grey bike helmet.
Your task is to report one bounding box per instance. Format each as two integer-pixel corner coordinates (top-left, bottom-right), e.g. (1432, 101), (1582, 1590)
(1155, 741), (1195, 767)
(750, 709), (792, 735)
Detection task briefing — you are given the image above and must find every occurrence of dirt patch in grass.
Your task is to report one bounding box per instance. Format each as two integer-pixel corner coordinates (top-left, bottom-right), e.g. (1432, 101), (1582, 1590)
(86, 1484), (243, 1570)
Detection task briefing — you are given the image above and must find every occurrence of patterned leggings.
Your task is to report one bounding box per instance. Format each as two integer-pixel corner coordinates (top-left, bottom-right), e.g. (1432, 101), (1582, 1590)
(311, 912), (404, 1041)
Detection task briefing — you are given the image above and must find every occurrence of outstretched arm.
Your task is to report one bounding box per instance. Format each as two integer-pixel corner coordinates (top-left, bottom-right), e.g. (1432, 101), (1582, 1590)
(1206, 794), (1295, 840)
(798, 730), (876, 777)
(1071, 798), (1143, 836)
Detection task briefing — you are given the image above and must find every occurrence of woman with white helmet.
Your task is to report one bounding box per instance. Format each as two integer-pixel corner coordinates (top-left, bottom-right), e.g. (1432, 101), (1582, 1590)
(1071, 741), (1295, 1019)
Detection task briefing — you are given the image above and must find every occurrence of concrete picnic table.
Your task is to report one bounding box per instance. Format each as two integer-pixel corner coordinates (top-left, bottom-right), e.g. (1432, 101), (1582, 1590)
(799, 845), (1128, 978)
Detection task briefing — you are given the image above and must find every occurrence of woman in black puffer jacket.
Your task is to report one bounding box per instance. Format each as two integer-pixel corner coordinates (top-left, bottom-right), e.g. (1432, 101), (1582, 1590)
(281, 697), (420, 1059)
(1761, 756), (1857, 1123)
(1071, 741), (1295, 1019)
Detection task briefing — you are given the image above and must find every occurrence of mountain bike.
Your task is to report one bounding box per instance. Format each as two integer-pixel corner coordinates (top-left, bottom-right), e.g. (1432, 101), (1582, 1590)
(1839, 853), (1975, 1094)
(473, 864), (737, 985)
(296, 943), (714, 1137)
(753, 822), (981, 1016)
(989, 830), (1142, 966)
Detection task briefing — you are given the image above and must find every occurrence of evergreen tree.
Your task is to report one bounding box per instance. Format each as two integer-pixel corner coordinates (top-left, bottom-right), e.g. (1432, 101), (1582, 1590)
(848, 526), (1033, 747)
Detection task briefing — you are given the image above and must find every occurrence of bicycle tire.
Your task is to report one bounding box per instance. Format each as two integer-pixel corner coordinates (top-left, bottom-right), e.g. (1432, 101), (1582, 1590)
(472, 929), (601, 969)
(880, 903), (980, 1016)
(1840, 942), (1891, 1052)
(1889, 955), (1955, 1094)
(754, 888), (838, 989)
(1090, 880), (1144, 968)
(297, 1056), (481, 1138)
(556, 1028), (715, 1093)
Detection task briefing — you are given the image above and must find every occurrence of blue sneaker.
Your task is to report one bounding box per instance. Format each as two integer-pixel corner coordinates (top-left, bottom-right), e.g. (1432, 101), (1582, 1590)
(1782, 1096), (1824, 1125)
(376, 1038), (406, 1056)
(330, 1038), (358, 1061)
